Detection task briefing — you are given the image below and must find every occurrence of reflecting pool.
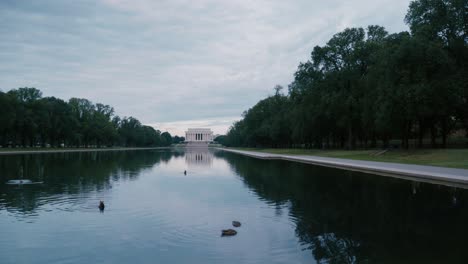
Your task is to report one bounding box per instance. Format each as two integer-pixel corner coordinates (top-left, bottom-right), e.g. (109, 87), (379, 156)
(1, 149), (468, 263)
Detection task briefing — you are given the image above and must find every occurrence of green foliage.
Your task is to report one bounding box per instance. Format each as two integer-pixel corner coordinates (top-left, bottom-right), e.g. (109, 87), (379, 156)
(224, 0), (467, 149)
(0, 88), (170, 148)
(160, 132), (172, 146)
(172, 135), (185, 144)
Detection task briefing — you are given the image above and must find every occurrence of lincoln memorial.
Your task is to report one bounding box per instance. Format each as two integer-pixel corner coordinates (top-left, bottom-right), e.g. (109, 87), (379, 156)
(185, 128), (214, 143)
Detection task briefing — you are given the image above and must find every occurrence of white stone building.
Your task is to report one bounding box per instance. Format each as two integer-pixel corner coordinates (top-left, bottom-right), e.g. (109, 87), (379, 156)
(185, 128), (214, 143)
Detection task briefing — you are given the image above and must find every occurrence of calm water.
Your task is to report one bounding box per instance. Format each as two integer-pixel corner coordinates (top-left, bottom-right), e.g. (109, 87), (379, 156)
(1, 149), (468, 263)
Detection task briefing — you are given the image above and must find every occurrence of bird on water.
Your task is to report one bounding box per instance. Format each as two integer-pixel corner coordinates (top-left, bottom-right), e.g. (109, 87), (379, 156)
(99, 201), (105, 211)
(221, 229), (237, 236)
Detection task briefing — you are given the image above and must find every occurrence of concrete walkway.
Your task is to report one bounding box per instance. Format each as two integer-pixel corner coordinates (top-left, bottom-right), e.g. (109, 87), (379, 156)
(220, 148), (468, 188)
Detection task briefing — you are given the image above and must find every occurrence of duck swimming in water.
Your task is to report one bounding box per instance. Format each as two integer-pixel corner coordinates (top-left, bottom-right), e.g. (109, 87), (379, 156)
(99, 201), (105, 211)
(221, 229), (237, 236)
(232, 221), (241, 227)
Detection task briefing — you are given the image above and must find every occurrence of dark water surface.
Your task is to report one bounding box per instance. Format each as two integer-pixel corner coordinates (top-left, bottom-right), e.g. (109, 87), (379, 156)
(1, 149), (468, 263)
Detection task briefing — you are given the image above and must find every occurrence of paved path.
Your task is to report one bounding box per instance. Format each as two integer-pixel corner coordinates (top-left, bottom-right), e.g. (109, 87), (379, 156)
(220, 148), (468, 188)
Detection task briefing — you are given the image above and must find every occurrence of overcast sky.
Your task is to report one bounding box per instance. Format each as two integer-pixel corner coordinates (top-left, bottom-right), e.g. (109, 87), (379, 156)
(0, 0), (410, 136)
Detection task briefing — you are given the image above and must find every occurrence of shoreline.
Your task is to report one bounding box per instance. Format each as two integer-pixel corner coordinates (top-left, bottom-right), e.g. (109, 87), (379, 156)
(229, 147), (468, 169)
(219, 148), (468, 189)
(0, 147), (170, 155)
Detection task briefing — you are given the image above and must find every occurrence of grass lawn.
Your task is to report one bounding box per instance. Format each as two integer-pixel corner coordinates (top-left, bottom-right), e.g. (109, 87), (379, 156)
(234, 148), (468, 169)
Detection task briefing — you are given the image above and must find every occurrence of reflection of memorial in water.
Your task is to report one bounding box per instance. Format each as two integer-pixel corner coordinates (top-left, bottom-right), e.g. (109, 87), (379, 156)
(185, 150), (213, 167)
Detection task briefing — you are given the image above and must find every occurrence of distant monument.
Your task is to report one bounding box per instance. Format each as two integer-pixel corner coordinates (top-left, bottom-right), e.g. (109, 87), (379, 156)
(185, 128), (214, 147)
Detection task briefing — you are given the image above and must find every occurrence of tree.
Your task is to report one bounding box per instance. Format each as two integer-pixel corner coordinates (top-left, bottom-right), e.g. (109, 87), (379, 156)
(172, 136), (185, 144)
(0, 88), (168, 148)
(7, 87), (42, 102)
(7, 87), (42, 146)
(0, 91), (16, 146)
(224, 0), (466, 149)
(405, 0), (468, 144)
(160, 132), (172, 146)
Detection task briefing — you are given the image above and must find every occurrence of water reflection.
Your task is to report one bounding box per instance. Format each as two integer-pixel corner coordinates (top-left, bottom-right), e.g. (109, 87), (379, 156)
(0, 150), (182, 216)
(216, 151), (468, 263)
(1, 150), (468, 263)
(185, 150), (214, 167)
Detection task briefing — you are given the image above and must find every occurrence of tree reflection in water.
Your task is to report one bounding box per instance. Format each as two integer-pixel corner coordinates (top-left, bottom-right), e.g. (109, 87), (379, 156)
(216, 151), (468, 263)
(0, 150), (183, 216)
(2, 150), (468, 262)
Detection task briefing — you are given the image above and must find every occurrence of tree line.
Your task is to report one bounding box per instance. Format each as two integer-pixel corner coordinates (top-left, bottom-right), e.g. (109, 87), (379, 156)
(222, 0), (467, 149)
(0, 87), (177, 148)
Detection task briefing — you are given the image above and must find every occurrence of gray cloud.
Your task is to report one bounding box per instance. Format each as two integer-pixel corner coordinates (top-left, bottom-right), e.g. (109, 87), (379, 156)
(0, 0), (410, 135)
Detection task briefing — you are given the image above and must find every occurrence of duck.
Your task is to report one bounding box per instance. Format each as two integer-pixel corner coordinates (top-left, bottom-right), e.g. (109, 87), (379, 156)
(232, 221), (241, 228)
(221, 229), (237, 236)
(99, 201), (105, 211)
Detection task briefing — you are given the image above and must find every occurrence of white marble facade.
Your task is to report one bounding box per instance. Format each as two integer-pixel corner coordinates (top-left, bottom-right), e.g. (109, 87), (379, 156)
(185, 128), (214, 142)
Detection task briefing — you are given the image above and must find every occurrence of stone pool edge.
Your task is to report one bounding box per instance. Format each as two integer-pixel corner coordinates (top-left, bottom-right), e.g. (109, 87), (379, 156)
(218, 148), (468, 189)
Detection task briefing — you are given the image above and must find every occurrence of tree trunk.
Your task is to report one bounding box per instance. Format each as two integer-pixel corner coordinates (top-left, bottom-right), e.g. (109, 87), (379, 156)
(418, 120), (424, 148)
(347, 125), (353, 150)
(441, 119), (448, 148)
(371, 133), (377, 148)
(406, 120), (412, 149)
(430, 125), (437, 148)
(382, 135), (389, 149)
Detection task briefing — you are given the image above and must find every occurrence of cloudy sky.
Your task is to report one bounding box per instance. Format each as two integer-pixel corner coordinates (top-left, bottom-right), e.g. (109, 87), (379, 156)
(0, 0), (410, 136)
